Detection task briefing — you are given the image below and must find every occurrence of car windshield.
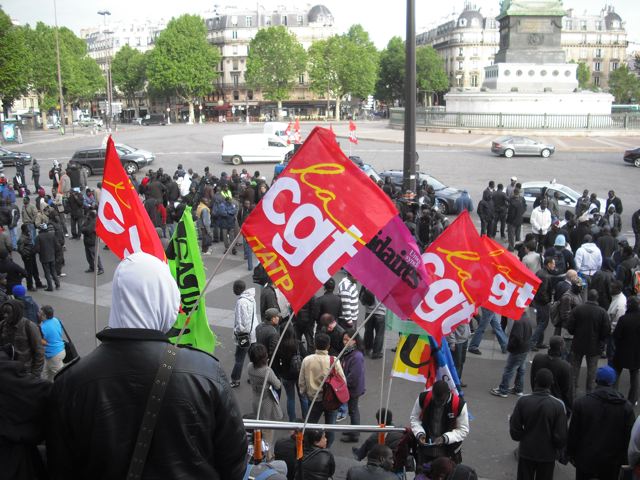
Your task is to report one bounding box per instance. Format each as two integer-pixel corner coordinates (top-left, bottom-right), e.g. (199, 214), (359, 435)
(422, 174), (447, 191)
(559, 185), (580, 198)
(362, 165), (381, 182)
(0, 147), (9, 154)
(116, 144), (136, 154)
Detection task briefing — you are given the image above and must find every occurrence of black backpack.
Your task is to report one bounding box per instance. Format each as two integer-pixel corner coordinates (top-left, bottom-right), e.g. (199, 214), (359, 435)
(359, 286), (375, 307)
(252, 263), (270, 286)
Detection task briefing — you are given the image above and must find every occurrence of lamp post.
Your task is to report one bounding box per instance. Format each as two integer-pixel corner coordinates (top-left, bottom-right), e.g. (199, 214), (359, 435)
(402, 0), (417, 194)
(199, 104), (203, 124)
(53, 0), (65, 133)
(97, 10), (113, 131)
(166, 107), (171, 125)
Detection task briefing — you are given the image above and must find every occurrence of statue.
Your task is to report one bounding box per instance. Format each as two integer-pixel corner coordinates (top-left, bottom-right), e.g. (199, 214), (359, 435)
(499, 0), (565, 17)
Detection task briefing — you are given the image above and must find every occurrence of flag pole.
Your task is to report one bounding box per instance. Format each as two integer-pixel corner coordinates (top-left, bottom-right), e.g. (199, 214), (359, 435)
(94, 236), (100, 346)
(378, 317), (388, 425)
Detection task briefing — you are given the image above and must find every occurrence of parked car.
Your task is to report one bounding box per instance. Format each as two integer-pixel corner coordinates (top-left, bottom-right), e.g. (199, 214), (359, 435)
(273, 153), (379, 182)
(521, 180), (606, 220)
(222, 133), (294, 165)
(0, 146), (33, 167)
(623, 147), (640, 167)
(141, 114), (167, 126)
(379, 169), (468, 214)
(491, 136), (555, 158)
(69, 143), (154, 175)
(0, 160), (4, 173)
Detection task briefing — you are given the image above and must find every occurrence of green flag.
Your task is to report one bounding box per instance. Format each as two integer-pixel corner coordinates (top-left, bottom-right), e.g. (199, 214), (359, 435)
(385, 310), (428, 336)
(166, 206), (217, 353)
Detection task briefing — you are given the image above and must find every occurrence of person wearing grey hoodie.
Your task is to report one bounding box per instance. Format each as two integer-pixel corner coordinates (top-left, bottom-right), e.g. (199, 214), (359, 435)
(231, 279), (258, 387)
(575, 235), (602, 281)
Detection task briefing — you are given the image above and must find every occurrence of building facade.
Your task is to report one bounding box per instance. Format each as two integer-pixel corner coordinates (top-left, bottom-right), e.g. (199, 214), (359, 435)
(417, 3), (628, 91)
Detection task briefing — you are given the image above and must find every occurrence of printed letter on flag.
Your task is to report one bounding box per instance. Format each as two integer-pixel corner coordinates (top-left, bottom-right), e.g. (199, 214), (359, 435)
(165, 206), (217, 353)
(96, 136), (165, 261)
(345, 215), (430, 319)
(480, 236), (541, 320)
(409, 211), (490, 341)
(241, 126), (397, 313)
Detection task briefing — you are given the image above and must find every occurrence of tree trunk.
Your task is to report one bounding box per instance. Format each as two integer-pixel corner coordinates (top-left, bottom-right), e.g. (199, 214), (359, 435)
(277, 100), (283, 120)
(39, 94), (48, 130)
(66, 104), (73, 126)
(335, 96), (341, 121)
(326, 95), (330, 120)
(188, 101), (195, 124)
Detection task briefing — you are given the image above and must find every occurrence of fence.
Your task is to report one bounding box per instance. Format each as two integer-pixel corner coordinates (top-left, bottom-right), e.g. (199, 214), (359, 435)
(390, 108), (640, 130)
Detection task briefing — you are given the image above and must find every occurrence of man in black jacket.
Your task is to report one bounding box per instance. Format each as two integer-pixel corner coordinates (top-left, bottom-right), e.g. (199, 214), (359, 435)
(47, 252), (247, 479)
(256, 307), (281, 360)
(507, 187), (527, 252)
(509, 368), (567, 480)
(490, 312), (533, 397)
(346, 444), (396, 480)
(313, 279), (341, 327)
(567, 289), (610, 393)
(530, 257), (556, 351)
(567, 366), (635, 480)
(67, 189), (84, 239)
(530, 336), (574, 414)
(81, 210), (104, 275)
(33, 224), (60, 291)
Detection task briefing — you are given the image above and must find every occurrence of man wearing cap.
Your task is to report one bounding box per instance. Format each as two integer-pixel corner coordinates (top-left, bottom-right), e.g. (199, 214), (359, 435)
(506, 176), (518, 198)
(256, 307), (281, 360)
(568, 366), (635, 480)
(544, 234), (575, 280)
(11, 284), (39, 324)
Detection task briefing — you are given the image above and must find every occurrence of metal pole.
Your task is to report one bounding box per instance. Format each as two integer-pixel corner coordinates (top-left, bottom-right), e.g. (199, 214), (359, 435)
(402, 0), (416, 194)
(94, 237), (100, 346)
(244, 419), (405, 433)
(53, 0), (66, 134)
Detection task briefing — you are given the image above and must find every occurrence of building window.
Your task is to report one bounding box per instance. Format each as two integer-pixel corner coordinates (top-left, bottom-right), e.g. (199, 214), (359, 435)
(244, 16), (252, 27)
(471, 75), (478, 87)
(232, 30), (238, 39)
(456, 76), (463, 87)
(594, 62), (601, 72)
(233, 45), (238, 55)
(233, 90), (239, 101)
(564, 20), (572, 30)
(297, 15), (303, 25)
(597, 34), (602, 44)
(299, 74), (305, 85)
(458, 18), (467, 27)
(595, 48), (602, 58)
(232, 73), (239, 87)
(611, 62), (618, 70)
(581, 20), (587, 30)
(232, 59), (239, 70)
(265, 16), (271, 26)
(458, 61), (464, 70)
(458, 47), (463, 56)
(581, 34), (587, 44)
(596, 21), (602, 30)
(247, 90), (253, 100)
(282, 15), (287, 26)
(231, 16), (238, 27)
(593, 76), (600, 86)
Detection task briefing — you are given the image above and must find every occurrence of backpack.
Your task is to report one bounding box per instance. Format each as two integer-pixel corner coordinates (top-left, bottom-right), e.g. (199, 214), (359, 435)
(252, 263), (270, 286)
(49, 167), (55, 180)
(359, 285), (375, 307)
(322, 356), (350, 411)
(549, 300), (561, 326)
(632, 264), (640, 295)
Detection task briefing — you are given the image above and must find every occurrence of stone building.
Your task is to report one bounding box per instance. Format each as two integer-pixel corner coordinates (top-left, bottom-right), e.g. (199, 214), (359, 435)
(417, 3), (628, 91)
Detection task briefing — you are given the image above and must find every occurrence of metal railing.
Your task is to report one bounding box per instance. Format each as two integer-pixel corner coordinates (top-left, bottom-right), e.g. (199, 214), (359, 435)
(391, 108), (640, 130)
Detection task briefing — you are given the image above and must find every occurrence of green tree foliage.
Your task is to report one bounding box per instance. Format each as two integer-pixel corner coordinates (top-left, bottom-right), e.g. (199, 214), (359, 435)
(0, 9), (31, 115)
(307, 25), (378, 120)
(146, 14), (219, 123)
(375, 37), (405, 105)
(245, 26), (306, 118)
(608, 64), (640, 104)
(112, 45), (147, 111)
(416, 45), (448, 105)
(576, 62), (591, 89)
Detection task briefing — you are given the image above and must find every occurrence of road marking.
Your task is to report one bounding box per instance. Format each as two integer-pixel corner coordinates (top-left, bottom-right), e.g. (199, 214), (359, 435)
(589, 137), (632, 149)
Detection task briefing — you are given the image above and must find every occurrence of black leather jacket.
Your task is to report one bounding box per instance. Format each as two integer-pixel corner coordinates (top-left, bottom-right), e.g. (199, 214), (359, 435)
(301, 445), (335, 480)
(47, 328), (248, 480)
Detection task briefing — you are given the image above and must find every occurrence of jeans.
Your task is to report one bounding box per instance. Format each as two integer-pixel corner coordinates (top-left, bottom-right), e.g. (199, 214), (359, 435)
(70, 215), (82, 238)
(615, 368), (639, 405)
(9, 227), (17, 250)
(498, 352), (528, 393)
(23, 255), (43, 289)
(517, 458), (555, 480)
(530, 303), (550, 348)
(84, 243), (103, 271)
(282, 377), (309, 421)
(345, 395), (361, 439)
(469, 308), (508, 352)
(231, 343), (250, 382)
(41, 260), (59, 290)
(364, 313), (385, 356)
(571, 353), (599, 393)
(496, 210), (507, 237)
(26, 223), (36, 245)
(308, 398), (338, 447)
(452, 340), (468, 380)
(43, 350), (66, 381)
(243, 236), (253, 271)
(507, 223), (521, 251)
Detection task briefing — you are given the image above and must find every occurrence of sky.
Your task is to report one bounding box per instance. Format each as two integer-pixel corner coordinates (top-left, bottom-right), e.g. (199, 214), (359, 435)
(2, 0), (639, 50)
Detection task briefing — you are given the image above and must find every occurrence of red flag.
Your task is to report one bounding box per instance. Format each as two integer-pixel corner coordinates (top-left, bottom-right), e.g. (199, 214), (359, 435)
(96, 136), (166, 261)
(293, 118), (302, 144)
(348, 120), (358, 144)
(409, 211), (490, 341)
(241, 127), (397, 313)
(329, 123), (334, 134)
(479, 236), (541, 320)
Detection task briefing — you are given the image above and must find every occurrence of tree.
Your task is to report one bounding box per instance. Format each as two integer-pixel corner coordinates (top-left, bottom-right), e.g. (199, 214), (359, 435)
(146, 14), (219, 124)
(375, 37), (405, 106)
(608, 64), (640, 104)
(245, 26), (306, 119)
(416, 46), (448, 106)
(0, 9), (31, 116)
(24, 22), (58, 128)
(112, 45), (147, 113)
(634, 53), (640, 77)
(307, 25), (378, 120)
(576, 61), (591, 89)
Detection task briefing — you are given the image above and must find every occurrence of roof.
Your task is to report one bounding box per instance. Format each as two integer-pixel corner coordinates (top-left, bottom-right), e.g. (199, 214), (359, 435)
(308, 5), (333, 24)
(458, 9), (484, 28)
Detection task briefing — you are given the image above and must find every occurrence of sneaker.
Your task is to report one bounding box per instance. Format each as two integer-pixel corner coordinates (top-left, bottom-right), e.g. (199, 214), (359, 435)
(230, 381), (240, 388)
(490, 388), (508, 398)
(509, 388), (524, 397)
(97, 270), (104, 275)
(468, 348), (482, 355)
(85, 269), (94, 273)
(336, 413), (347, 422)
(59, 273), (67, 277)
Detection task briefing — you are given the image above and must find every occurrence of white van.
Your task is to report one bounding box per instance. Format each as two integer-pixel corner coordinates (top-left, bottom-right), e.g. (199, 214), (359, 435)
(263, 122), (289, 140)
(222, 133), (294, 165)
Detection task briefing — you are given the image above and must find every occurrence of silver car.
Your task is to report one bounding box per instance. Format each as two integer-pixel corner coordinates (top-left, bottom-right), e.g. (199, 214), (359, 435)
(491, 136), (555, 158)
(521, 181), (606, 220)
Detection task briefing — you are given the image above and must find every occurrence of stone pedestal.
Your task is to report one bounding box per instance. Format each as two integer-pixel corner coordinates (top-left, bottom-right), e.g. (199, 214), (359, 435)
(483, 63), (577, 93)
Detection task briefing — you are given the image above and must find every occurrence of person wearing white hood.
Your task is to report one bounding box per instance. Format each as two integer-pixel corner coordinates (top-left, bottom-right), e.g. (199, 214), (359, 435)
(47, 252), (248, 479)
(230, 279), (258, 388)
(575, 234), (603, 283)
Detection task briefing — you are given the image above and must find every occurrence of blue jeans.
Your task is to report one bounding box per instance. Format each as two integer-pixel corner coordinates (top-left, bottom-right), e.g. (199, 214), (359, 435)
(282, 377), (309, 421)
(469, 308), (508, 352)
(27, 223), (36, 246)
(231, 343), (249, 382)
(498, 352), (528, 394)
(308, 398), (338, 447)
(530, 303), (550, 348)
(9, 227), (17, 250)
(243, 237), (253, 271)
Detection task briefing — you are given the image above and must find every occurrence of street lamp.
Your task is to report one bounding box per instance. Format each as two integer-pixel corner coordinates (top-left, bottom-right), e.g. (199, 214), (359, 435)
(166, 107), (171, 125)
(199, 104), (203, 124)
(97, 10), (113, 131)
(53, 0), (66, 133)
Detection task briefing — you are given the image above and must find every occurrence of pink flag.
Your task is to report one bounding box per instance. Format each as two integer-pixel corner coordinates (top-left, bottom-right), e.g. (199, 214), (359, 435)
(345, 215), (429, 319)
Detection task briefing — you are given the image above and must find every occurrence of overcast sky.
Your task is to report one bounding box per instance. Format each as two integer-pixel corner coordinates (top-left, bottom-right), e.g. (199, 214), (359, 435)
(2, 0), (639, 49)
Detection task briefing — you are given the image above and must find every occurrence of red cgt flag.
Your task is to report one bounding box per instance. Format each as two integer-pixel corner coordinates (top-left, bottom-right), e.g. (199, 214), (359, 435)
(409, 211), (490, 341)
(96, 136), (166, 262)
(479, 236), (541, 320)
(241, 126), (397, 313)
(348, 120), (358, 144)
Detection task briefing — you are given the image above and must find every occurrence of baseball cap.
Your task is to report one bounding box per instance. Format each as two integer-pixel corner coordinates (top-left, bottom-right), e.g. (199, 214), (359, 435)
(596, 366), (616, 386)
(554, 234), (566, 247)
(264, 308), (281, 320)
(510, 176), (517, 181)
(11, 285), (26, 297)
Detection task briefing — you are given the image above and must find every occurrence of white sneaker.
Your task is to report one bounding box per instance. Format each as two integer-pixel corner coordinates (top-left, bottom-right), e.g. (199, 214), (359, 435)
(59, 273), (67, 277)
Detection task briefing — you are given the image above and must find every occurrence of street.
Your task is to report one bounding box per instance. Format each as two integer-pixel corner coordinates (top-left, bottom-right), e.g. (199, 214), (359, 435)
(5, 121), (640, 479)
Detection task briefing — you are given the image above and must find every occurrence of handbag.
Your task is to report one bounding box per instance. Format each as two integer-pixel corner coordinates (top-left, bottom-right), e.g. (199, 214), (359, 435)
(60, 320), (79, 364)
(322, 356), (350, 411)
(234, 301), (255, 348)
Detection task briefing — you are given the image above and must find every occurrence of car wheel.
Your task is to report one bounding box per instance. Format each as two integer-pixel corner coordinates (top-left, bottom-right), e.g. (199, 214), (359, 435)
(231, 155), (242, 166)
(541, 149), (551, 158)
(81, 165), (92, 177)
(437, 199), (448, 215)
(504, 149), (514, 158)
(125, 162), (138, 174)
(635, 158), (640, 168)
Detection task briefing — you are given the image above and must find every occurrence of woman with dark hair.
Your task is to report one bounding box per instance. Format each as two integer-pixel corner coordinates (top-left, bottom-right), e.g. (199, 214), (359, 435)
(340, 328), (365, 444)
(248, 343), (283, 458)
(273, 323), (308, 421)
(301, 429), (335, 480)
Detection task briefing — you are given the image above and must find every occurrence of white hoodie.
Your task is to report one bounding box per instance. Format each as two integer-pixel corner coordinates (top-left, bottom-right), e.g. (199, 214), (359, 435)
(575, 243), (602, 276)
(235, 288), (258, 343)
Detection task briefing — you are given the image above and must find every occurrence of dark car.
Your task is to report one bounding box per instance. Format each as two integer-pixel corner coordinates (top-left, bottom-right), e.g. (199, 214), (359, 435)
(141, 114), (167, 126)
(0, 146), (33, 167)
(69, 143), (155, 175)
(623, 147), (640, 167)
(379, 169), (468, 214)
(491, 136), (555, 158)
